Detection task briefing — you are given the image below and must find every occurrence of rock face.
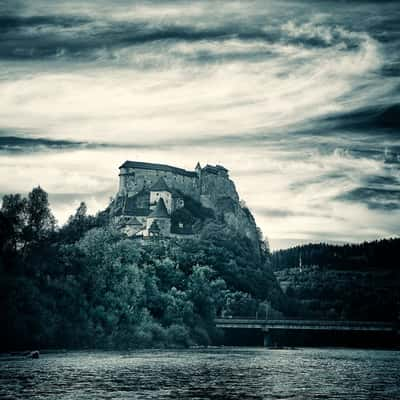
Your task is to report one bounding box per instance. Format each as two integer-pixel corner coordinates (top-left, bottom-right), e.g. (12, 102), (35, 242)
(111, 160), (261, 252)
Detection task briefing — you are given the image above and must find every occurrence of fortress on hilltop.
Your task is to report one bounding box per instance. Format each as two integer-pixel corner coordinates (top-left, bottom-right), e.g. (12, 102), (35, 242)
(118, 160), (229, 202)
(111, 160), (243, 237)
(111, 160), (259, 248)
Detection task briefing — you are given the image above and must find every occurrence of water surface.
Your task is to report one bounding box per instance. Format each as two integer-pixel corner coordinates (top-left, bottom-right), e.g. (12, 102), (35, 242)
(0, 348), (399, 399)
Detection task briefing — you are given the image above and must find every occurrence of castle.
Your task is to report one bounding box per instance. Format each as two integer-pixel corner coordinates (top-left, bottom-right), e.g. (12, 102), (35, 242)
(112, 160), (237, 237)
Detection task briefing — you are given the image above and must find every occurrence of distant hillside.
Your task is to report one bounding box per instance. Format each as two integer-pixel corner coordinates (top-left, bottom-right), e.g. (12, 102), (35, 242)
(271, 238), (400, 271)
(271, 239), (400, 321)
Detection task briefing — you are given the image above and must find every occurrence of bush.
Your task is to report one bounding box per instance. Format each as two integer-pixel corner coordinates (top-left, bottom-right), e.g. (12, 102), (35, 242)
(166, 324), (190, 347)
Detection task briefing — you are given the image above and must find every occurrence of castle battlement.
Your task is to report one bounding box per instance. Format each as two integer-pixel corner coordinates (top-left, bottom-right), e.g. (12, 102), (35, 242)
(113, 160), (236, 238)
(119, 161), (197, 178)
(112, 160), (258, 248)
(118, 160), (229, 198)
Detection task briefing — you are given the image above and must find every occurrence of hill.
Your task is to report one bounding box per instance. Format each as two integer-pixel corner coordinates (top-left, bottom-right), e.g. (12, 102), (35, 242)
(271, 239), (400, 321)
(0, 186), (287, 350)
(110, 161), (262, 258)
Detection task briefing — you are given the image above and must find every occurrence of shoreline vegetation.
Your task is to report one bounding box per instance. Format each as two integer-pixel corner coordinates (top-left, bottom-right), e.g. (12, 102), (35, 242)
(1, 343), (398, 358)
(0, 186), (285, 350)
(1, 187), (398, 350)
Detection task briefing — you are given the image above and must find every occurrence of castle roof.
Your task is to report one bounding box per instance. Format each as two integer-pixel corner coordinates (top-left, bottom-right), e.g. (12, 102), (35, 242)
(119, 189), (151, 216)
(149, 220), (161, 233)
(119, 161), (196, 178)
(203, 165), (219, 174)
(203, 164), (228, 175)
(171, 189), (183, 199)
(127, 216), (142, 226)
(150, 177), (171, 192)
(148, 198), (169, 218)
(122, 196), (150, 215)
(123, 207), (150, 217)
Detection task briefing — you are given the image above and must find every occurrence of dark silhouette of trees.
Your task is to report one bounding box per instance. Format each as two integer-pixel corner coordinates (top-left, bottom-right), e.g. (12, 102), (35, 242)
(3, 187), (396, 350)
(271, 239), (400, 271)
(0, 187), (287, 350)
(25, 186), (56, 243)
(271, 240), (400, 321)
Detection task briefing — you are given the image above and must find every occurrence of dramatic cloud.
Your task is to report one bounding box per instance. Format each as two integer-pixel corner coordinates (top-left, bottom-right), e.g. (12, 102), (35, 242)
(0, 133), (84, 152)
(0, 0), (399, 249)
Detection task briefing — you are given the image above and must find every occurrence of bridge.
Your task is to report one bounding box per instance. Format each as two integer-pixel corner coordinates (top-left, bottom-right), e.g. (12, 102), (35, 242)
(215, 318), (399, 346)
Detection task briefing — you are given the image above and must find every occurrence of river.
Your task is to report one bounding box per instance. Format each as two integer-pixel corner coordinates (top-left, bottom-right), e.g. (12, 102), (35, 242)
(0, 348), (399, 399)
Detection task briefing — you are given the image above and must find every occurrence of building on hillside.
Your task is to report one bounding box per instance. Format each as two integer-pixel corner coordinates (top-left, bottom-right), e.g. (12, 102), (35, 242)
(149, 177), (184, 214)
(112, 160), (233, 238)
(146, 198), (171, 236)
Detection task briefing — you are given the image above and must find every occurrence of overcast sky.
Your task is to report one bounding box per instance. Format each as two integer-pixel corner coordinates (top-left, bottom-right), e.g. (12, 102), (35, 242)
(0, 0), (399, 249)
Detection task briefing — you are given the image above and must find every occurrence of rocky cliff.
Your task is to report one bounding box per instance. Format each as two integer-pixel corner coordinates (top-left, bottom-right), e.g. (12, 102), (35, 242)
(111, 160), (262, 256)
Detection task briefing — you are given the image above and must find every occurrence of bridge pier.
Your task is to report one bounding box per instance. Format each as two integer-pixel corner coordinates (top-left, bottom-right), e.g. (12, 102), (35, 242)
(263, 329), (273, 347)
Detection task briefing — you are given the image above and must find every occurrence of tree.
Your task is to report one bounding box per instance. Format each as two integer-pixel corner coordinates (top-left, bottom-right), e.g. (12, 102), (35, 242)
(25, 187), (56, 242)
(0, 194), (28, 252)
(75, 201), (87, 219)
(188, 265), (225, 321)
(224, 291), (257, 317)
(58, 201), (98, 243)
(261, 236), (271, 256)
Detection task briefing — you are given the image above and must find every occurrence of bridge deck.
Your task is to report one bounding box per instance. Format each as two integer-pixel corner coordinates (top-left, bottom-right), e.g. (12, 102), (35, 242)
(215, 318), (397, 332)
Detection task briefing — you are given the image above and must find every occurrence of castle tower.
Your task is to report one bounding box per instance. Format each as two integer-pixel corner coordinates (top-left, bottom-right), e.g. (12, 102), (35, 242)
(115, 160), (235, 238)
(149, 177), (173, 213)
(148, 220), (161, 237)
(195, 162), (202, 178)
(145, 198), (171, 236)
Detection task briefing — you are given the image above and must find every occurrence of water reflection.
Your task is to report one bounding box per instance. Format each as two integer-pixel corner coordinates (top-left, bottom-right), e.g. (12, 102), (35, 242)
(0, 348), (399, 399)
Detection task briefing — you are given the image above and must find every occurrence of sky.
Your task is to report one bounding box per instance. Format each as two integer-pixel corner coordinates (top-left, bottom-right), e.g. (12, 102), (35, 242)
(0, 0), (399, 249)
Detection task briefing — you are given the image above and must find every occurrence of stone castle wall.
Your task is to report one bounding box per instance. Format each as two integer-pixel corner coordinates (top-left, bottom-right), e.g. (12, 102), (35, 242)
(115, 161), (261, 257)
(118, 164), (239, 209)
(118, 162), (237, 206)
(119, 166), (200, 200)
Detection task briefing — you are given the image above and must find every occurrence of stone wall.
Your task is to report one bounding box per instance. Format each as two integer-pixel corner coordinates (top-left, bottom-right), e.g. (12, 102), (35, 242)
(119, 167), (200, 199)
(150, 190), (173, 213)
(116, 161), (261, 257)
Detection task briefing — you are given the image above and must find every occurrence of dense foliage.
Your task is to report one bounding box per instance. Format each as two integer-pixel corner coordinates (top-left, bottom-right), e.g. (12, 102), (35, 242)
(170, 193), (215, 234)
(272, 240), (400, 321)
(0, 187), (286, 350)
(271, 239), (400, 271)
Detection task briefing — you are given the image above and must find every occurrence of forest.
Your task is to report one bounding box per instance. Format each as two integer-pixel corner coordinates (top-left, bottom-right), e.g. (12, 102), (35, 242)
(271, 239), (400, 271)
(0, 187), (288, 350)
(1, 187), (398, 350)
(271, 239), (399, 322)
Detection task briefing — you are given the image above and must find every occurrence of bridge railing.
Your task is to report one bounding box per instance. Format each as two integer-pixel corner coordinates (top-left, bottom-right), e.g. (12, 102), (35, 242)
(217, 315), (396, 322)
(214, 318), (395, 328)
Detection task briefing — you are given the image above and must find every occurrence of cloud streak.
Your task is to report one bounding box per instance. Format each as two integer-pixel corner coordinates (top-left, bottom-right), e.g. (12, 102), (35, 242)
(0, 134), (84, 152)
(0, 0), (399, 248)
